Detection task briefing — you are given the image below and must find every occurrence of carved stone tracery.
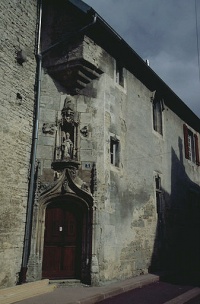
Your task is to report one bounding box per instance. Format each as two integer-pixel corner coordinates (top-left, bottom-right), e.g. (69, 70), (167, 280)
(30, 161), (93, 284)
(38, 162), (92, 206)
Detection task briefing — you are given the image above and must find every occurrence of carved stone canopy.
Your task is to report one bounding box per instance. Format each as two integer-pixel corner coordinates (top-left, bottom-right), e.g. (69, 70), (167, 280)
(61, 98), (78, 127)
(38, 161), (93, 206)
(51, 160), (80, 171)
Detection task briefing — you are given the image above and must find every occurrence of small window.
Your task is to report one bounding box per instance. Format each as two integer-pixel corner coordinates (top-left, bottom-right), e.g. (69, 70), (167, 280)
(155, 175), (162, 214)
(110, 137), (120, 167)
(153, 98), (163, 135)
(116, 62), (124, 87)
(183, 124), (200, 165)
(188, 130), (196, 163)
(155, 175), (161, 192)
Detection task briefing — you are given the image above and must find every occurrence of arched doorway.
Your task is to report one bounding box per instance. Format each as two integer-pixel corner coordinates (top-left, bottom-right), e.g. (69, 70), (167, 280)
(42, 198), (90, 280)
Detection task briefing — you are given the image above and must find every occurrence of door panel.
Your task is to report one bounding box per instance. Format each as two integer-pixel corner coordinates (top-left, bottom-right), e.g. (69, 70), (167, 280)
(43, 246), (61, 273)
(63, 247), (76, 277)
(45, 208), (63, 243)
(42, 204), (81, 279)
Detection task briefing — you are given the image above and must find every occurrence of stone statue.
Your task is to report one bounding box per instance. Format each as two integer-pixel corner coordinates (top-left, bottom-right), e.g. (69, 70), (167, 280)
(61, 132), (73, 160)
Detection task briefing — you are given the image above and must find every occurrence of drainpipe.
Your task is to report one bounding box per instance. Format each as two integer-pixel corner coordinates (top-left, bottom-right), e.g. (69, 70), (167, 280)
(19, 3), (97, 283)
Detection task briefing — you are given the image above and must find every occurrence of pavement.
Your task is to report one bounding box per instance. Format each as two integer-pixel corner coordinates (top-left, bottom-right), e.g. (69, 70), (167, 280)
(14, 273), (200, 304)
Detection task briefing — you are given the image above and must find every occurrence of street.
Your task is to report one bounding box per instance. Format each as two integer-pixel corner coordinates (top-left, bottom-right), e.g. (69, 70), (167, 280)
(186, 295), (200, 304)
(98, 281), (196, 304)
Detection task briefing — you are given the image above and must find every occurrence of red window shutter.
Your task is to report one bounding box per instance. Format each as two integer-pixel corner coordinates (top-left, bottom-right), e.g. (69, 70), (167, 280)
(194, 134), (200, 166)
(183, 124), (189, 159)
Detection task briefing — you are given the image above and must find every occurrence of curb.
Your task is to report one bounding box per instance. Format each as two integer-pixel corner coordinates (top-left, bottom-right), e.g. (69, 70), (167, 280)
(67, 275), (200, 304)
(68, 274), (160, 304)
(164, 287), (200, 304)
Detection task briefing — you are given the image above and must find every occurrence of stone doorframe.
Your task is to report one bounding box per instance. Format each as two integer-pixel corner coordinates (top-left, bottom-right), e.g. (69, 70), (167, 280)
(27, 167), (94, 284)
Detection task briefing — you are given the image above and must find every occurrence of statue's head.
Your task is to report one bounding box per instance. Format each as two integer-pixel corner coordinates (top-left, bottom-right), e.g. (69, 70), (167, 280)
(66, 132), (70, 139)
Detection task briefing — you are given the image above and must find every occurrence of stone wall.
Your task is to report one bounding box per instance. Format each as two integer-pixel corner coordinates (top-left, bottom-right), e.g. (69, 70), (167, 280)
(1, 0), (199, 289)
(0, 0), (37, 288)
(29, 23), (200, 285)
(15, 0), (199, 285)
(91, 44), (200, 282)
(90, 51), (158, 282)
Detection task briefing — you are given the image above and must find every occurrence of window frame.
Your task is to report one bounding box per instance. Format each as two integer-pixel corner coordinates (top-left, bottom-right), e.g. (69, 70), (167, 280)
(110, 136), (120, 167)
(152, 97), (164, 135)
(154, 174), (163, 215)
(115, 62), (124, 87)
(183, 124), (200, 165)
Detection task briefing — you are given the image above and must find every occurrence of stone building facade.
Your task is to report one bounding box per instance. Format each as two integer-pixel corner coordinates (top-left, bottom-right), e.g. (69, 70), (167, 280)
(0, 0), (200, 288)
(0, 0), (38, 287)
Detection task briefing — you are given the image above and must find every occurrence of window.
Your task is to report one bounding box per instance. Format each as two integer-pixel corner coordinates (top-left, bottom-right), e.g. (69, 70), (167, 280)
(115, 62), (124, 87)
(188, 130), (196, 162)
(155, 174), (164, 252)
(153, 98), (163, 135)
(110, 137), (120, 167)
(155, 174), (162, 214)
(183, 124), (200, 165)
(155, 175), (161, 192)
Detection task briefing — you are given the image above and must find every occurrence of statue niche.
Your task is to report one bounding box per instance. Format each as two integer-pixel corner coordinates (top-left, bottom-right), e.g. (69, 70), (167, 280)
(54, 98), (79, 164)
(61, 131), (73, 160)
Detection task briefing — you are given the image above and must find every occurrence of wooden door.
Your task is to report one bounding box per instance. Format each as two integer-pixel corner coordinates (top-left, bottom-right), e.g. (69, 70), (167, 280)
(42, 204), (81, 279)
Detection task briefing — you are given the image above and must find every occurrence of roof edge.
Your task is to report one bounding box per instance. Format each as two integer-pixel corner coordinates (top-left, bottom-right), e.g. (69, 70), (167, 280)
(68, 0), (200, 131)
(68, 0), (94, 14)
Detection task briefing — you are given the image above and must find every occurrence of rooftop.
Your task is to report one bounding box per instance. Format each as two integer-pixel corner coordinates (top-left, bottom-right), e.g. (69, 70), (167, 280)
(68, 0), (200, 132)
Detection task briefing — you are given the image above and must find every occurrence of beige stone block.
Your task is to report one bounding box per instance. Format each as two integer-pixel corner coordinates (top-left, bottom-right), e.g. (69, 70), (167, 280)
(37, 145), (53, 160)
(80, 113), (92, 123)
(40, 108), (56, 123)
(80, 139), (93, 149)
(79, 149), (93, 161)
(38, 135), (55, 146)
(43, 159), (52, 169)
(77, 101), (87, 112)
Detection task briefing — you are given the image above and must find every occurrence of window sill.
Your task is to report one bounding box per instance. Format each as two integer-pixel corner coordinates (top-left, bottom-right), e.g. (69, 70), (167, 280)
(110, 164), (121, 172)
(114, 81), (127, 94)
(152, 129), (164, 140)
(185, 159), (199, 168)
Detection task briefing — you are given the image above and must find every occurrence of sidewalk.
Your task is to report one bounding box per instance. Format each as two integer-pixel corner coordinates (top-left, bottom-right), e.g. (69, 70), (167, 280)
(15, 273), (160, 304)
(7, 273), (200, 304)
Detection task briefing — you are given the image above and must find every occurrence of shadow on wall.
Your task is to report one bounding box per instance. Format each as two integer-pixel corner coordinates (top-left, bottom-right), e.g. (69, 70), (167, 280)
(149, 137), (200, 285)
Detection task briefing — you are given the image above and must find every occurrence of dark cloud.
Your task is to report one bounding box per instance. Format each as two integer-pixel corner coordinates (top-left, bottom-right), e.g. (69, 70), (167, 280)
(84, 0), (200, 118)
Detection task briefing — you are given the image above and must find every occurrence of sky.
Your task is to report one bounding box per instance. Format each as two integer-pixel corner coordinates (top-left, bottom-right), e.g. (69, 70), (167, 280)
(84, 0), (200, 118)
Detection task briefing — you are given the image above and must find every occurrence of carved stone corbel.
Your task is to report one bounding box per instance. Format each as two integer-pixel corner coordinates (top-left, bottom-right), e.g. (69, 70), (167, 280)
(42, 123), (56, 135)
(80, 126), (89, 137)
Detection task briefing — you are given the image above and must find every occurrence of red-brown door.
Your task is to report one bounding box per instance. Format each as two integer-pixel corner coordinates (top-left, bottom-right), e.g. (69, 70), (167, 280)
(42, 203), (81, 279)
